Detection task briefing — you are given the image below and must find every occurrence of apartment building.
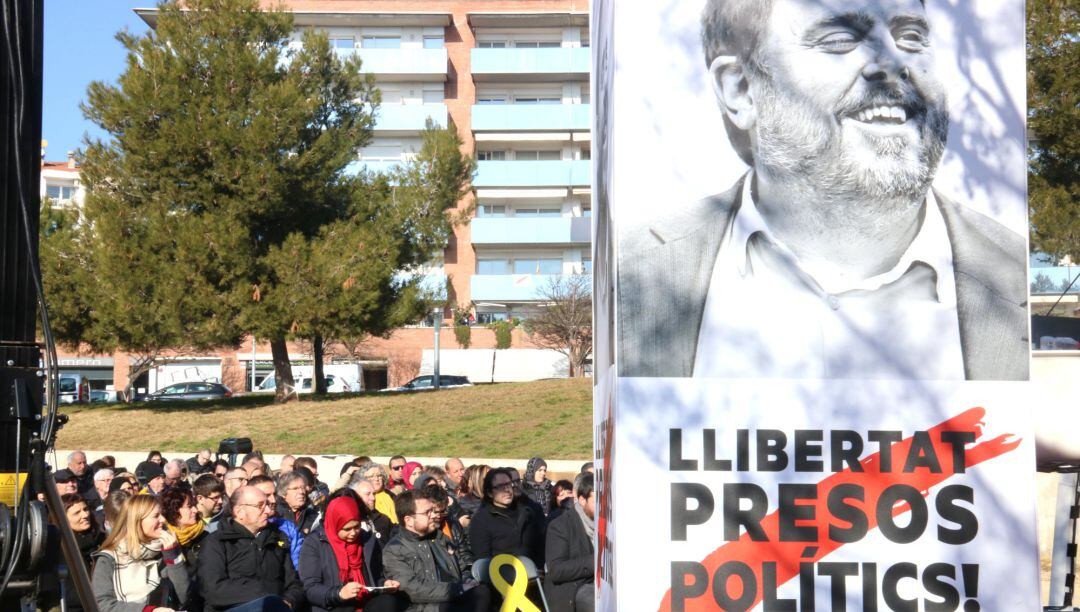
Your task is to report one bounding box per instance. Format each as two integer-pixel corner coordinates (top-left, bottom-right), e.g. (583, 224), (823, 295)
(40, 150), (85, 209)
(48, 0), (592, 394)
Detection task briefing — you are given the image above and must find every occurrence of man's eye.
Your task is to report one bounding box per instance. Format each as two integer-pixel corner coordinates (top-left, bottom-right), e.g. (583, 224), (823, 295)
(895, 29), (929, 51)
(816, 32), (861, 52)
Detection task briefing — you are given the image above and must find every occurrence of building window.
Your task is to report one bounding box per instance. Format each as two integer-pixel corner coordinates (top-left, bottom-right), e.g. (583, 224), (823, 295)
(478, 41), (506, 49)
(477, 95), (507, 105)
(477, 150), (507, 161)
(582, 257), (593, 274)
(477, 259), (510, 275)
(514, 258), (562, 274)
(514, 207), (561, 218)
(46, 184), (76, 201)
(423, 35), (444, 49)
(581, 90), (591, 104)
(513, 95), (561, 105)
(516, 150), (561, 161)
(514, 41), (561, 48)
(579, 149), (591, 161)
(422, 89), (444, 103)
(476, 312), (509, 324)
(362, 36), (401, 49)
(330, 37), (355, 49)
(478, 204), (506, 217)
(582, 207), (592, 218)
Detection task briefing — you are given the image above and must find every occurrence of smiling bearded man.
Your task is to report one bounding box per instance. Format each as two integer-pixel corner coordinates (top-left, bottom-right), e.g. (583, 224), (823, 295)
(617, 0), (1028, 381)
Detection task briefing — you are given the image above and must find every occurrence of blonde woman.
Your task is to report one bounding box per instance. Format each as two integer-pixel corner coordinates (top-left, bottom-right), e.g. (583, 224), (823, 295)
(91, 494), (190, 612)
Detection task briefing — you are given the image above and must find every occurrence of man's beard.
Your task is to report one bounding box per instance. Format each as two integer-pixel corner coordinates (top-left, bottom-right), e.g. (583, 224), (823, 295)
(752, 75), (948, 203)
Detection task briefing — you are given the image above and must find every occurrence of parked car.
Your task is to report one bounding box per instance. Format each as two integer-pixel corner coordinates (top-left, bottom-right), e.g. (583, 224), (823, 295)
(254, 374), (354, 394)
(146, 381), (232, 402)
(380, 375), (472, 392)
(58, 374), (91, 404)
(90, 389), (122, 403)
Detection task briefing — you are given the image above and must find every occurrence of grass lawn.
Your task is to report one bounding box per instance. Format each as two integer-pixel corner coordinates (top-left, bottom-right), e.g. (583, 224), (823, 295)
(57, 378), (593, 460)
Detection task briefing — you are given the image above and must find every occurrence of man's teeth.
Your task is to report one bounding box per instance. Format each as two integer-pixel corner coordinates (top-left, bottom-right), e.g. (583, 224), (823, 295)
(855, 106), (908, 123)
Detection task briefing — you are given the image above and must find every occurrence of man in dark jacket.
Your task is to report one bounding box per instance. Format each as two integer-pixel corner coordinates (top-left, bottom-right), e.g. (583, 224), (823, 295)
(276, 471), (319, 537)
(544, 473), (595, 612)
(187, 449), (213, 476)
(55, 451), (95, 497)
(197, 486), (305, 612)
(383, 490), (491, 612)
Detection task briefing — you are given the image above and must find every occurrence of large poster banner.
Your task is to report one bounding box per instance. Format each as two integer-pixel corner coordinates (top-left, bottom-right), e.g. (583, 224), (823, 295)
(592, 0), (1036, 608)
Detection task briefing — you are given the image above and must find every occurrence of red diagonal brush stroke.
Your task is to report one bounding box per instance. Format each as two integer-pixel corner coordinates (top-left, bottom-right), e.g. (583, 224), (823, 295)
(658, 407), (1020, 612)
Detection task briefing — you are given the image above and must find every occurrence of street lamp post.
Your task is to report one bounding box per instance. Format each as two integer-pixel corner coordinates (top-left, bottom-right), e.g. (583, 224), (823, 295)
(432, 307), (441, 390)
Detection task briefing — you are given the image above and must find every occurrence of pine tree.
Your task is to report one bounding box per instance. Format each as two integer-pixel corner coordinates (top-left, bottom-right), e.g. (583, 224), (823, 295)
(62, 0), (473, 401)
(1028, 0), (1080, 261)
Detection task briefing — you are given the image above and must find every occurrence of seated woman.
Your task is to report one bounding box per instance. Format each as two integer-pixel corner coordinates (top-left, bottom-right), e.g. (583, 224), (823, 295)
(92, 494), (189, 612)
(160, 486), (208, 609)
(299, 494), (400, 612)
(62, 493), (106, 611)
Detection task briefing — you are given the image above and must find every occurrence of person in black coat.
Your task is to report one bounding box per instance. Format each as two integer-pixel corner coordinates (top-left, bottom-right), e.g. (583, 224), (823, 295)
(197, 486), (305, 612)
(468, 468), (545, 568)
(544, 473), (596, 612)
(299, 495), (402, 612)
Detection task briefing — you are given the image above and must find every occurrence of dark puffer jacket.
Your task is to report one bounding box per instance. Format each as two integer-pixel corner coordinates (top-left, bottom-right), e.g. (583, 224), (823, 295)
(382, 528), (472, 612)
(196, 518), (305, 612)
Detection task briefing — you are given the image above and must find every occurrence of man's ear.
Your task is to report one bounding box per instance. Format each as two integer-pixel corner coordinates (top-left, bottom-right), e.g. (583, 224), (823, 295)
(709, 55), (756, 131)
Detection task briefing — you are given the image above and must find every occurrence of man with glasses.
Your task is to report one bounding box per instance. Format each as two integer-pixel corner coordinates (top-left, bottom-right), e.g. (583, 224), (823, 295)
(194, 473), (228, 533)
(224, 467), (249, 498)
(348, 470), (394, 541)
(198, 486), (305, 612)
(388, 455), (408, 496)
(212, 459), (230, 480)
(383, 489), (491, 612)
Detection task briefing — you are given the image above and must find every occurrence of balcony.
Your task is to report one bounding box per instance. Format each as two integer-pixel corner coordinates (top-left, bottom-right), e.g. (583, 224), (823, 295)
(471, 47), (589, 82)
(472, 103), (589, 132)
(471, 217), (591, 246)
(472, 274), (573, 302)
(375, 103), (447, 133)
(473, 160), (591, 188)
(336, 48), (448, 81)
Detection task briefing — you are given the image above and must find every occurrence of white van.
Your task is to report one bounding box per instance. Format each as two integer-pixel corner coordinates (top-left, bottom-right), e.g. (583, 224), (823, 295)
(58, 374), (91, 404)
(254, 364), (361, 394)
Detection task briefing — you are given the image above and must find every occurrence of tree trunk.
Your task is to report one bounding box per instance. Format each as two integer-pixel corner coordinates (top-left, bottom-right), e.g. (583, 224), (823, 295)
(313, 334), (327, 395)
(271, 335), (296, 403)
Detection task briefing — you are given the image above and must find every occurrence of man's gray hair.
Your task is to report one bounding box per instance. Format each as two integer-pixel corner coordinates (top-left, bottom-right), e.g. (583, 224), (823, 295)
(164, 459), (184, 477)
(276, 471), (306, 497)
(93, 468), (114, 481)
(67, 451), (85, 463)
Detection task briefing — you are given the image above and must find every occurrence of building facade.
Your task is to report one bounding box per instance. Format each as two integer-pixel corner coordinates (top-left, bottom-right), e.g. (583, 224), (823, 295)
(53, 0), (592, 395)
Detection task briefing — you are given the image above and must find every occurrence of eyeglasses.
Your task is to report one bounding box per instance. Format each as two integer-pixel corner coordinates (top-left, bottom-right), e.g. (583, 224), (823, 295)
(238, 501), (274, 510)
(285, 485), (305, 493)
(227, 476), (248, 483)
(410, 509), (440, 518)
(390, 465), (404, 471)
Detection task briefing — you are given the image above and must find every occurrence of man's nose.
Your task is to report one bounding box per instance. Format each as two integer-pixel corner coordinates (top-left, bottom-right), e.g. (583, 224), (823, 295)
(861, 27), (910, 83)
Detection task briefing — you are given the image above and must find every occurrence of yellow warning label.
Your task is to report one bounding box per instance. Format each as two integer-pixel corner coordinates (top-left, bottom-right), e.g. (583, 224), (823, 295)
(0, 473), (29, 507)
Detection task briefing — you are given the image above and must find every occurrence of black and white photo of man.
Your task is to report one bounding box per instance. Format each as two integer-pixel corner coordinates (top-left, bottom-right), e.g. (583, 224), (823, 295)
(617, 0), (1029, 380)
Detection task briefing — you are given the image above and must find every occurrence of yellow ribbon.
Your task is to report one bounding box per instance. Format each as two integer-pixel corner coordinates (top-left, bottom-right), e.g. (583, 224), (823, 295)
(488, 554), (542, 612)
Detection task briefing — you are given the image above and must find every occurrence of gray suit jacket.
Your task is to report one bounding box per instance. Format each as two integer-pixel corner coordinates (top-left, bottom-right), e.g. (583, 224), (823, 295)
(617, 176), (1030, 380)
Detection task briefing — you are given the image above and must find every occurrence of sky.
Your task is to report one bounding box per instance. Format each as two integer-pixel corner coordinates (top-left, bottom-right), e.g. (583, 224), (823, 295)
(42, 0), (150, 162)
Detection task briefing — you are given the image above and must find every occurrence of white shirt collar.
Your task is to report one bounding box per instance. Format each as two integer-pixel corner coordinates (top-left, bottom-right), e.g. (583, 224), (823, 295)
(728, 173), (955, 302)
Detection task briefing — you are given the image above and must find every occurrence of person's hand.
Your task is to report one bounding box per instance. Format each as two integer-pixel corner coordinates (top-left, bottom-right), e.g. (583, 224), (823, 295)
(462, 578), (478, 592)
(151, 608), (175, 612)
(346, 465), (360, 476)
(157, 529), (178, 550)
(383, 579), (401, 592)
(459, 515), (471, 529)
(339, 582), (363, 600)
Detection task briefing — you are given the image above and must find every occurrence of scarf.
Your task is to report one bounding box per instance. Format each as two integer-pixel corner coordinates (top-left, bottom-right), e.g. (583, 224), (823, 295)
(107, 539), (163, 603)
(401, 462), (423, 490)
(167, 520), (205, 548)
(575, 501), (596, 542)
(325, 497), (366, 589)
(375, 491), (398, 524)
